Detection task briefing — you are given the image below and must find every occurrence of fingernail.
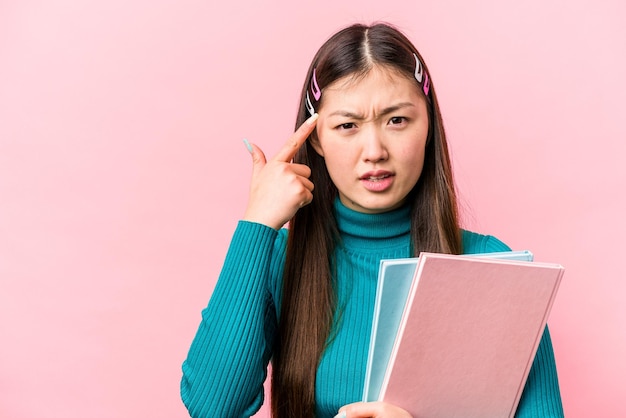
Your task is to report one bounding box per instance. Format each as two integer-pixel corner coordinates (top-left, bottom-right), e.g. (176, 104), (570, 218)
(333, 411), (346, 418)
(305, 113), (319, 125)
(243, 138), (253, 154)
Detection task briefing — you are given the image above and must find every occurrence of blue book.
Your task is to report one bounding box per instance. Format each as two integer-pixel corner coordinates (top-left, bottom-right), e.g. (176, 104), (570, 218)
(362, 250), (535, 402)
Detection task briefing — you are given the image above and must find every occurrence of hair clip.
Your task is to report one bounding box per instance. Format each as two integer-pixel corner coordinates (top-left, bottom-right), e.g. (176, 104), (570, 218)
(413, 53), (429, 96)
(305, 91), (315, 115)
(311, 68), (321, 101)
(305, 68), (321, 115)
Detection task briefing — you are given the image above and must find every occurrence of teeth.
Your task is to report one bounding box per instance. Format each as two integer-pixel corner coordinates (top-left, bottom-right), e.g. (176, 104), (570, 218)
(368, 175), (388, 181)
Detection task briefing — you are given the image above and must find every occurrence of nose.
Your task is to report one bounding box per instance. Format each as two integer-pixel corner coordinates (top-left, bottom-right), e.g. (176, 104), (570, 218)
(361, 127), (388, 163)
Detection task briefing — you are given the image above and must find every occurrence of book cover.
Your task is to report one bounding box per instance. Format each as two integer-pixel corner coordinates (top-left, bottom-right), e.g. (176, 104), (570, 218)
(363, 251), (535, 402)
(377, 253), (563, 418)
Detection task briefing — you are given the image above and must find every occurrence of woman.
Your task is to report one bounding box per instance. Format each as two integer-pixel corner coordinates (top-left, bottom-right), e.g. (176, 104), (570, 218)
(181, 23), (564, 418)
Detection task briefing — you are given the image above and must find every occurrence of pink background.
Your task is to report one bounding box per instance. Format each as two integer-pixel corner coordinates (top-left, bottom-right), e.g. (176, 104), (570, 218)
(1, 1), (624, 417)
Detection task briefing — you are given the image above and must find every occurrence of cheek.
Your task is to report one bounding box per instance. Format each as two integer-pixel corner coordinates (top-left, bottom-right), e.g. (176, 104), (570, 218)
(322, 158), (350, 192)
(318, 142), (356, 183)
(399, 141), (427, 164)
(317, 134), (353, 163)
(398, 143), (427, 184)
(322, 148), (350, 175)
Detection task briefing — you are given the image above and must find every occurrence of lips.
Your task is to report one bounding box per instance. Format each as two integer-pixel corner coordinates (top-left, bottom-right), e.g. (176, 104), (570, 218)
(360, 170), (393, 181)
(360, 170), (395, 192)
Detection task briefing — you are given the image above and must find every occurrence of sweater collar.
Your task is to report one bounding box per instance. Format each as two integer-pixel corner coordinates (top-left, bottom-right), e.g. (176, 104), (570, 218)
(334, 198), (411, 251)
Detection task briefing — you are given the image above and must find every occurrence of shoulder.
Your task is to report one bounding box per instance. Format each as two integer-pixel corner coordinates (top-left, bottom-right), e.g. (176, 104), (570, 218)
(461, 229), (511, 254)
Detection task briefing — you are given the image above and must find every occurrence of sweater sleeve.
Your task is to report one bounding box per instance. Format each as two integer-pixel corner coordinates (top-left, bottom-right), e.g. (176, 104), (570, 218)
(180, 221), (282, 418)
(515, 327), (565, 417)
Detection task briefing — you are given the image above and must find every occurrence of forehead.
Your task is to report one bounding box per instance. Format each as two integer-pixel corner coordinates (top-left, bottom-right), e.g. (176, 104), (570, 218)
(320, 65), (423, 111)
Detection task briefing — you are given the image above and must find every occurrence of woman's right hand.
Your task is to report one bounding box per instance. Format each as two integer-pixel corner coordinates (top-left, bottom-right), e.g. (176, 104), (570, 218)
(242, 113), (318, 230)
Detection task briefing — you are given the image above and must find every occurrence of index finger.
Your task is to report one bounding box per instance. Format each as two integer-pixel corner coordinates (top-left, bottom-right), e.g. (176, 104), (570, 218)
(273, 113), (319, 162)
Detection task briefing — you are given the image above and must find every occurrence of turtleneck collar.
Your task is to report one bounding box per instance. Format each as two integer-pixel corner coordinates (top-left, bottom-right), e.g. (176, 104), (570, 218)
(333, 197), (411, 252)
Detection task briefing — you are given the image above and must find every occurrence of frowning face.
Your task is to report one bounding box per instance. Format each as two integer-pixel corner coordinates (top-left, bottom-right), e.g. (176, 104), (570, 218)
(312, 65), (429, 214)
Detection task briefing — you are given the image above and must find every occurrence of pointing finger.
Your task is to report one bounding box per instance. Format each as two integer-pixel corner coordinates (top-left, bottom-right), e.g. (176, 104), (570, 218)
(273, 113), (318, 163)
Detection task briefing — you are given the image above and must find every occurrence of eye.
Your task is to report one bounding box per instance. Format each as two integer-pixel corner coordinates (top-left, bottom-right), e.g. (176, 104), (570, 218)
(335, 122), (357, 130)
(388, 116), (408, 126)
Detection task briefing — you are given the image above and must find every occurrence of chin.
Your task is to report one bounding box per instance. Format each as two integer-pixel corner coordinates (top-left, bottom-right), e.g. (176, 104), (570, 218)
(352, 198), (406, 214)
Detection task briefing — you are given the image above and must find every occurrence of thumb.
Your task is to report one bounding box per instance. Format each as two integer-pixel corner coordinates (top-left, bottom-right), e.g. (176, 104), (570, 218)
(243, 139), (266, 175)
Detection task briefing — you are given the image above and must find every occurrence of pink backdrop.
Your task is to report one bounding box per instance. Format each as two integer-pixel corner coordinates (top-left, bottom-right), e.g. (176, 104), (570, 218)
(1, 1), (624, 417)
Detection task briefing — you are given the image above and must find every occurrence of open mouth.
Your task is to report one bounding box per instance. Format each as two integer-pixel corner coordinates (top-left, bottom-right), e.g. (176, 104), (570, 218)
(362, 173), (392, 181)
(365, 174), (391, 181)
(360, 172), (395, 192)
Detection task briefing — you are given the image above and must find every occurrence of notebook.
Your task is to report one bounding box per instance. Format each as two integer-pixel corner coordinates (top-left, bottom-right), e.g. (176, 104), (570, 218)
(363, 250), (535, 402)
(365, 252), (563, 418)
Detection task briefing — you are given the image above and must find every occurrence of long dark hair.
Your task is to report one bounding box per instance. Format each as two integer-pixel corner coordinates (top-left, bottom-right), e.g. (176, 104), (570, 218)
(271, 22), (462, 417)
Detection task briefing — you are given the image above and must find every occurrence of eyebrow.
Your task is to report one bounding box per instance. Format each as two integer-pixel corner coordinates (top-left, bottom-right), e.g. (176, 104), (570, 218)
(327, 102), (416, 120)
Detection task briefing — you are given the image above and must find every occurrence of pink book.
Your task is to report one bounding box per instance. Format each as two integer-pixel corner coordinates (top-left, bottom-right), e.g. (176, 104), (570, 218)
(379, 252), (564, 418)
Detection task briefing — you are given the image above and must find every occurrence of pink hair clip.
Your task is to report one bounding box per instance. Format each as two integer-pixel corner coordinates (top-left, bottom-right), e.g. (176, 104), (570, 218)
(413, 53), (429, 96)
(423, 72), (430, 96)
(311, 68), (321, 101)
(305, 68), (321, 115)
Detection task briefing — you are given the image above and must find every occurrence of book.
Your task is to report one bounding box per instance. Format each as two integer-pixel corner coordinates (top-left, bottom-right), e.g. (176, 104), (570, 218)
(362, 251), (535, 403)
(364, 252), (563, 418)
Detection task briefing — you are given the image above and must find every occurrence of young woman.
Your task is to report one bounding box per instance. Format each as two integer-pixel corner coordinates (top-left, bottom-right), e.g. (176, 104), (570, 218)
(181, 23), (564, 418)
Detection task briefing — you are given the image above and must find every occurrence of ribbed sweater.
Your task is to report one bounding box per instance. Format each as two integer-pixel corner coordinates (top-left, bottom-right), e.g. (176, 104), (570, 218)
(181, 199), (564, 417)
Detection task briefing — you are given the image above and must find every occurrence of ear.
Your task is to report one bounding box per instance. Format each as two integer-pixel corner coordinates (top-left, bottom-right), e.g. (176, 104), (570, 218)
(309, 131), (325, 157)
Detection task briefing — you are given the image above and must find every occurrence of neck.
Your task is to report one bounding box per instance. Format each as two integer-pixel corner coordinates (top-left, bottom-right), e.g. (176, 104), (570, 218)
(333, 198), (411, 252)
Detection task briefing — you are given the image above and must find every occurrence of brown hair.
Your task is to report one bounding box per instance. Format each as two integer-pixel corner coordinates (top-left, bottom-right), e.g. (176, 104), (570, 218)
(271, 22), (462, 417)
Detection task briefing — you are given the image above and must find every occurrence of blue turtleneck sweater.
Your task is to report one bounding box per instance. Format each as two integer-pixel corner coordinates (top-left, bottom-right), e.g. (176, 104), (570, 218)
(181, 200), (564, 417)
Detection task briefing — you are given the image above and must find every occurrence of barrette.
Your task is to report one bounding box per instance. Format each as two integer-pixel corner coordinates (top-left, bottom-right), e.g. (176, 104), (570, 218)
(413, 53), (430, 96)
(305, 91), (315, 115)
(305, 68), (322, 115)
(311, 68), (321, 101)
